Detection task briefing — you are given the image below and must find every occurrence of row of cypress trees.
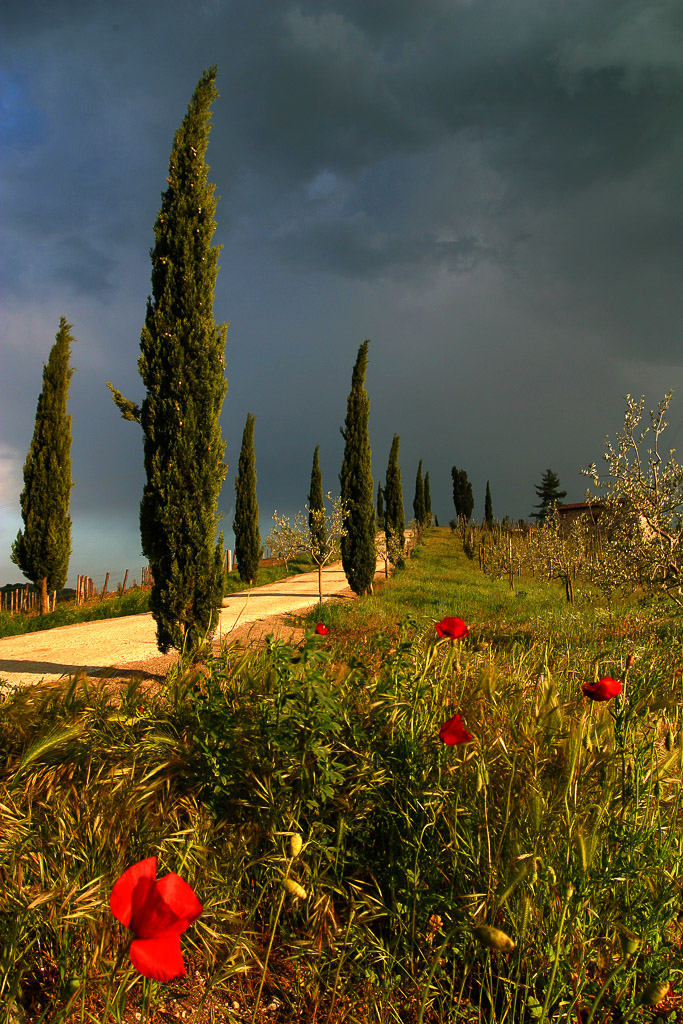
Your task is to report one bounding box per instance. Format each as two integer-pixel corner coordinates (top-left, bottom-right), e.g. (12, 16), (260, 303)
(231, 338), (407, 600)
(9, 67), (417, 655)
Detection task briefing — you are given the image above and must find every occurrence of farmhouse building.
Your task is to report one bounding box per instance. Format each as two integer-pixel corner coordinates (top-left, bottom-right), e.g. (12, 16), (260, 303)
(556, 501), (605, 536)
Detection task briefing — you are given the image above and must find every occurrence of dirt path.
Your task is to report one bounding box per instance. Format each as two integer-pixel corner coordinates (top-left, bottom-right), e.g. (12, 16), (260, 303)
(0, 556), (391, 694)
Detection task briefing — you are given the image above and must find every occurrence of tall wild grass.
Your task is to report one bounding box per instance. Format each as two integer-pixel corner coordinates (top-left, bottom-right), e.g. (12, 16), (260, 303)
(1, 529), (681, 1022)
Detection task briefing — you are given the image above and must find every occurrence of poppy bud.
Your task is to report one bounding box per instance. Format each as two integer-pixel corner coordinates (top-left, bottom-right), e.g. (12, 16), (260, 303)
(640, 980), (670, 1006)
(284, 879), (307, 900)
(626, 654), (635, 669)
(618, 928), (640, 955)
(290, 834), (303, 857)
(471, 925), (515, 953)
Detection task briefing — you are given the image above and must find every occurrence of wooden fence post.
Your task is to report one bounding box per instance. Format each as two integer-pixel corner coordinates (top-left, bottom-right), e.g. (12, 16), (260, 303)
(102, 573), (109, 600)
(121, 569), (128, 596)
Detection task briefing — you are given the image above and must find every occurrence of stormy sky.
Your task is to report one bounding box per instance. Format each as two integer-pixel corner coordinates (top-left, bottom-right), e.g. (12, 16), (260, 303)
(2, 0), (682, 589)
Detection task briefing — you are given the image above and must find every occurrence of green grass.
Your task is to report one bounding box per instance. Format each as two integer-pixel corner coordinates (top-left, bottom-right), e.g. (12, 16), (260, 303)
(1, 528), (682, 1023)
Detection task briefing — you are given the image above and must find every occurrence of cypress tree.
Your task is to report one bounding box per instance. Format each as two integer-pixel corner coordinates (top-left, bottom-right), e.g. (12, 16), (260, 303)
(384, 434), (405, 568)
(424, 471), (432, 526)
(339, 340), (376, 595)
(233, 413), (260, 584)
(11, 316), (74, 615)
(484, 480), (494, 527)
(451, 465), (461, 519)
(464, 476), (474, 523)
(107, 67), (227, 655)
(452, 466), (474, 523)
(308, 444), (326, 555)
(413, 459), (426, 526)
(376, 481), (385, 529)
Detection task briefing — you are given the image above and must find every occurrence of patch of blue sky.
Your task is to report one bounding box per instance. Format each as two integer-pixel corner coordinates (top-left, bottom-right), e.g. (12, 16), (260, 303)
(0, 68), (49, 151)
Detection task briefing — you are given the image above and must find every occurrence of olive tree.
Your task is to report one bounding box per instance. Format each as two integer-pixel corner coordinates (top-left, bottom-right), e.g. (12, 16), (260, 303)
(585, 391), (683, 608)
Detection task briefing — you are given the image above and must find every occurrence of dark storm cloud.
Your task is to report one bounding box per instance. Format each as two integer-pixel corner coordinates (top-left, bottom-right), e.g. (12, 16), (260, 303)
(273, 212), (500, 280)
(210, 1), (683, 364)
(2, 0), (683, 584)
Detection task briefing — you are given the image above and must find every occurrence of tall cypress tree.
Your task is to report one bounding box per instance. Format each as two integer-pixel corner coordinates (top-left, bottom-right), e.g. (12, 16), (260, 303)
(308, 444), (326, 555)
(452, 466), (474, 523)
(451, 465), (461, 519)
(424, 471), (432, 526)
(484, 480), (494, 527)
(384, 434), (405, 568)
(12, 316), (74, 615)
(376, 481), (385, 529)
(233, 413), (260, 584)
(463, 474), (474, 523)
(339, 340), (376, 595)
(107, 67), (228, 655)
(413, 459), (426, 527)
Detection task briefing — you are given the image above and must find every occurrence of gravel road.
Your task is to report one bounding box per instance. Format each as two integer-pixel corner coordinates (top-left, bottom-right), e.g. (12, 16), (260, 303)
(0, 556), (390, 691)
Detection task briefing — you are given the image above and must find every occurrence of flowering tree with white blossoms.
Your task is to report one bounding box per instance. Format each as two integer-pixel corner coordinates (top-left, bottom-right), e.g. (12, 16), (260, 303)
(265, 511), (307, 573)
(265, 495), (348, 604)
(306, 493), (348, 604)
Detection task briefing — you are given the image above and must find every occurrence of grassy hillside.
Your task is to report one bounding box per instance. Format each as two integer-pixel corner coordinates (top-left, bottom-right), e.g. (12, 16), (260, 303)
(1, 528), (681, 1022)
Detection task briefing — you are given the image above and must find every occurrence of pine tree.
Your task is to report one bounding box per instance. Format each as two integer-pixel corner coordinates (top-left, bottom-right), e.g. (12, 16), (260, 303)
(384, 434), (405, 568)
(424, 471), (432, 526)
(413, 460), (426, 527)
(12, 316), (74, 615)
(234, 413), (260, 584)
(106, 67), (228, 655)
(532, 468), (567, 522)
(308, 445), (326, 555)
(484, 480), (494, 527)
(376, 481), (385, 529)
(339, 340), (376, 595)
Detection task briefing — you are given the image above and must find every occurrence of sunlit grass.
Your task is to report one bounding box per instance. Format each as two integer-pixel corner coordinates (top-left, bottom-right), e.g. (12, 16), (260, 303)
(2, 530), (682, 1022)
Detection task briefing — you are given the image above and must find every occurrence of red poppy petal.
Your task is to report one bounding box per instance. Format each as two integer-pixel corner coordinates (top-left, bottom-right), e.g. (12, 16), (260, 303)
(110, 857), (157, 929)
(582, 677), (622, 701)
(130, 873), (203, 940)
(439, 713), (473, 745)
(129, 935), (186, 982)
(435, 617), (469, 639)
(315, 623), (329, 635)
(155, 873), (203, 930)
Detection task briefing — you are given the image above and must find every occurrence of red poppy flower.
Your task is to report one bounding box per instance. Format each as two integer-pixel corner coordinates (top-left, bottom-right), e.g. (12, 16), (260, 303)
(315, 623), (329, 635)
(110, 857), (203, 981)
(582, 677), (622, 702)
(439, 712), (474, 745)
(435, 616), (470, 640)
